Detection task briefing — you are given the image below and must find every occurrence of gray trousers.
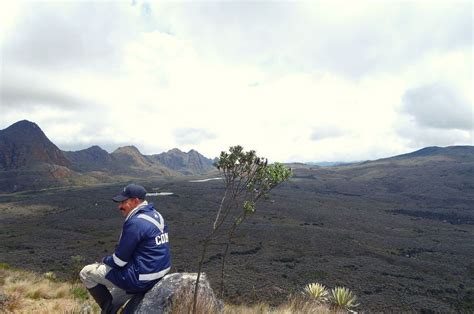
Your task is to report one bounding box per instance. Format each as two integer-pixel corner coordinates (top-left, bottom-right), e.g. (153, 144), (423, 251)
(80, 262), (132, 306)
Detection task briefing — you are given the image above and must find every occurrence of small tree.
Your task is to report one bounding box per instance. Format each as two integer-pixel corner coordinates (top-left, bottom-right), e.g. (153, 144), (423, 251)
(192, 145), (292, 313)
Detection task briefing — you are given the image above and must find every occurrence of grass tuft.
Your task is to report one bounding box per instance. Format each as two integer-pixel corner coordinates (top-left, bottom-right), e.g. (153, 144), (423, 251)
(43, 271), (57, 282)
(304, 282), (329, 303)
(71, 285), (90, 301)
(330, 286), (359, 310)
(224, 294), (331, 313)
(169, 285), (222, 314)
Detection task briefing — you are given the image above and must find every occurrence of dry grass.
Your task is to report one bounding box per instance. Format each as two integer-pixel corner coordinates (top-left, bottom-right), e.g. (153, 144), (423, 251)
(224, 295), (333, 314)
(166, 288), (332, 314)
(0, 268), (98, 313)
(168, 284), (222, 314)
(0, 267), (336, 314)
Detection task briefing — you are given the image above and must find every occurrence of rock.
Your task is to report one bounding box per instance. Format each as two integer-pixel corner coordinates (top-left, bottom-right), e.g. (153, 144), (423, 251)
(131, 272), (223, 313)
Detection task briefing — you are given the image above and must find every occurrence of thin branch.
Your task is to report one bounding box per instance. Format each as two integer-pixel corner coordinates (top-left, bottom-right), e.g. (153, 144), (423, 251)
(213, 188), (228, 230)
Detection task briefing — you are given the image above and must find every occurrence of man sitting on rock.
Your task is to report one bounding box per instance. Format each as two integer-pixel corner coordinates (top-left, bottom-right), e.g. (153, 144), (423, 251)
(80, 184), (171, 313)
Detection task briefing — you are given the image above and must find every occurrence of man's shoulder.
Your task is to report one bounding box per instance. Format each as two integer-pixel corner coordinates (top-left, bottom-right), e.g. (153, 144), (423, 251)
(127, 206), (161, 224)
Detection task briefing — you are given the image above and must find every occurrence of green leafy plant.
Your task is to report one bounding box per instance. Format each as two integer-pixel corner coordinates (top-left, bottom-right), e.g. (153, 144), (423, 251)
(304, 282), (329, 303)
(330, 286), (359, 310)
(71, 285), (89, 301)
(192, 145), (292, 313)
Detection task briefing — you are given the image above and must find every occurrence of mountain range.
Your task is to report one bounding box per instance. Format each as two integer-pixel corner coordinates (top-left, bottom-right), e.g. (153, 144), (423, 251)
(1, 119), (473, 194)
(0, 120), (215, 192)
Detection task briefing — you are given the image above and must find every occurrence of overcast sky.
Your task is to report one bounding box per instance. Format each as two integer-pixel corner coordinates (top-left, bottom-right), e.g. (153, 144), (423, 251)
(0, 1), (472, 162)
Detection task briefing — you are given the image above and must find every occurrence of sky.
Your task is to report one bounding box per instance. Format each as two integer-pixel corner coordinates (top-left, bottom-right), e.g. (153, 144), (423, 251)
(0, 0), (472, 162)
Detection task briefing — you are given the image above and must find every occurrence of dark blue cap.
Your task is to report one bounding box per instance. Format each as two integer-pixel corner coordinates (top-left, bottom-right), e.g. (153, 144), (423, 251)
(112, 184), (147, 202)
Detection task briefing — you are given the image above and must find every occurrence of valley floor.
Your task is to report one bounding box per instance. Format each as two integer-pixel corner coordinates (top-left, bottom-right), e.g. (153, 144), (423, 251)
(0, 170), (473, 312)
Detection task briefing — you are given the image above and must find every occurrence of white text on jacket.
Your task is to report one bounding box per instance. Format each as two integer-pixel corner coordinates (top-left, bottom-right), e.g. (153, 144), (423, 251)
(155, 233), (169, 246)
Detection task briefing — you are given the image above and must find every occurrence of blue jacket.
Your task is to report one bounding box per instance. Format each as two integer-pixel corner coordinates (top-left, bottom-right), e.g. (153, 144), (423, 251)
(103, 202), (171, 293)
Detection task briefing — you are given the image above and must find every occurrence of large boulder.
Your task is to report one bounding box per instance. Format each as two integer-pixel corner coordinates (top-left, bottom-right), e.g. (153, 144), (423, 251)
(131, 272), (223, 313)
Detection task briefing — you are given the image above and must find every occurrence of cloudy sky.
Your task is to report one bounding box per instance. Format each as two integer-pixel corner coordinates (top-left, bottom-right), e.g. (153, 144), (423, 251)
(0, 1), (472, 162)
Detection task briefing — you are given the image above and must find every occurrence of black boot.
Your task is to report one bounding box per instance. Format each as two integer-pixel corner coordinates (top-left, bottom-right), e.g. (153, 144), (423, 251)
(122, 293), (145, 314)
(88, 284), (114, 314)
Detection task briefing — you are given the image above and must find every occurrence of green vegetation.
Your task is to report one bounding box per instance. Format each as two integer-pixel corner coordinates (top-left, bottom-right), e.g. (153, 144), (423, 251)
(304, 282), (329, 303)
(331, 286), (359, 310)
(70, 285), (89, 301)
(193, 145), (292, 313)
(303, 282), (359, 311)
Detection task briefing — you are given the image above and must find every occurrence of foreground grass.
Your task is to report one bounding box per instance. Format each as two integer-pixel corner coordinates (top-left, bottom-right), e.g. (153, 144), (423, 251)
(0, 266), (336, 313)
(0, 266), (98, 313)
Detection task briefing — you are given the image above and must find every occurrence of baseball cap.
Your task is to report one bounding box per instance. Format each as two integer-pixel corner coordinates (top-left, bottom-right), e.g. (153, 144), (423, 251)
(112, 184), (147, 202)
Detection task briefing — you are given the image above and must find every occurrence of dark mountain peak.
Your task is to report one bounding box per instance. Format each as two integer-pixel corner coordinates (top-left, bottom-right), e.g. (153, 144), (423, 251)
(6, 119), (40, 130)
(3, 120), (45, 138)
(0, 120), (70, 170)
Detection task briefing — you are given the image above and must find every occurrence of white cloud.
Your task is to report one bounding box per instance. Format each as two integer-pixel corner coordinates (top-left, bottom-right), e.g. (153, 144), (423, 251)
(1, 1), (141, 71)
(311, 125), (346, 141)
(173, 128), (216, 146)
(400, 83), (472, 131)
(0, 1), (472, 162)
(396, 120), (472, 149)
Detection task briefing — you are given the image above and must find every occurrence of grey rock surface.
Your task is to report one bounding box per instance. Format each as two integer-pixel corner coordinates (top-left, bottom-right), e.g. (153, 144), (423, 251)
(133, 272), (223, 313)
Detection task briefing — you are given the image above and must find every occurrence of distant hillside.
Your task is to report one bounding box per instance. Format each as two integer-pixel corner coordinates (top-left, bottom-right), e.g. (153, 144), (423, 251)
(307, 161), (357, 167)
(0, 120), (216, 192)
(64, 145), (178, 176)
(150, 148), (215, 175)
(381, 145), (474, 162)
(292, 145), (474, 202)
(64, 145), (215, 176)
(109, 146), (177, 176)
(63, 145), (112, 172)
